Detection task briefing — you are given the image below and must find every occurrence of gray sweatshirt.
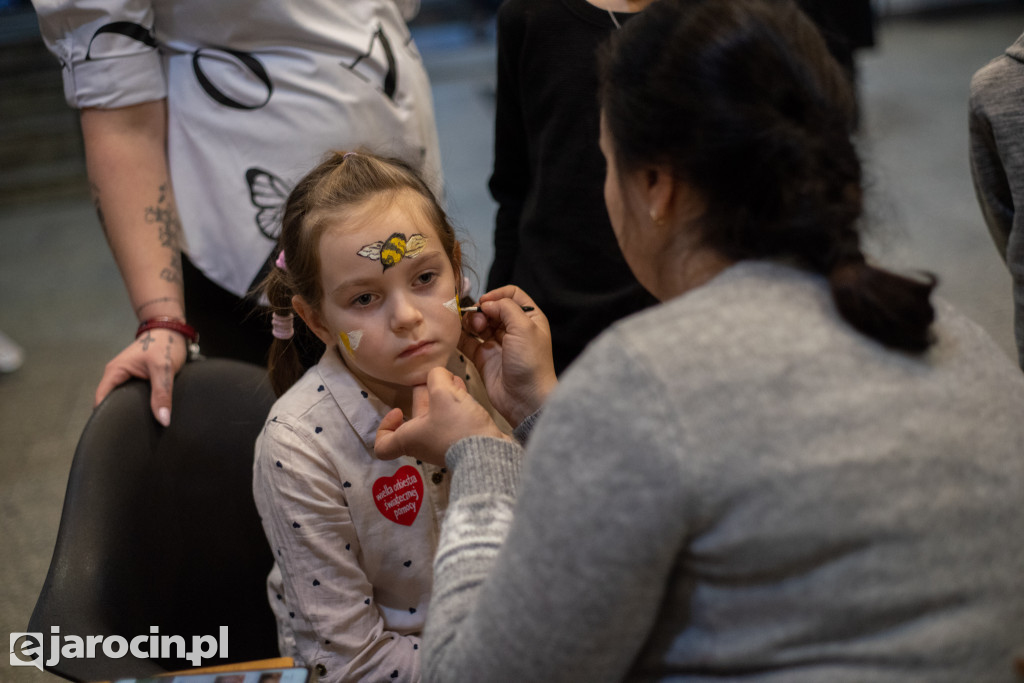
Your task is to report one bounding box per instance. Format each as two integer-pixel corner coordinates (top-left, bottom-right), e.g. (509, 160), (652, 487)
(969, 31), (1024, 369)
(425, 261), (1024, 682)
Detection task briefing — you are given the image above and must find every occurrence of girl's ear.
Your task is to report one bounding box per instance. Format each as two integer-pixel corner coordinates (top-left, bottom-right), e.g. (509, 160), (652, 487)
(292, 295), (333, 346)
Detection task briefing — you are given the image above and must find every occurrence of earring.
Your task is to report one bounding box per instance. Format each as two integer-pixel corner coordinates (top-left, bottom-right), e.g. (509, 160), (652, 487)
(650, 208), (665, 226)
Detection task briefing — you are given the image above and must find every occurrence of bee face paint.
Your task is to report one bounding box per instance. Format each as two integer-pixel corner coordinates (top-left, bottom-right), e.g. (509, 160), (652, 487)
(339, 329), (363, 356)
(357, 232), (428, 271)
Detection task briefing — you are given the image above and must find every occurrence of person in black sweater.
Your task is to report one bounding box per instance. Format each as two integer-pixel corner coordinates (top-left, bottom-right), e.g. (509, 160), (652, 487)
(797, 0), (876, 94)
(486, 0), (657, 374)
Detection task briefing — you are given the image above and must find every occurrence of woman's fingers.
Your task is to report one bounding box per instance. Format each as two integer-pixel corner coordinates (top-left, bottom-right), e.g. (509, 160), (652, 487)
(375, 407), (408, 460)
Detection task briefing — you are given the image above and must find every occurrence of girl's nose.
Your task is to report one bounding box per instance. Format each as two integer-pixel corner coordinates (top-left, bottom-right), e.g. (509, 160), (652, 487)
(390, 292), (424, 332)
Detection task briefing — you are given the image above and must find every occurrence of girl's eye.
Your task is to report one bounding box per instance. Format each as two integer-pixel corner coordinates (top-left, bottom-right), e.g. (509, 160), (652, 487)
(352, 293), (374, 307)
(416, 271), (437, 286)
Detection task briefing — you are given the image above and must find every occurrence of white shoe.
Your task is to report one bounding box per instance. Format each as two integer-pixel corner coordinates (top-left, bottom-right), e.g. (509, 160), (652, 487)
(0, 329), (24, 373)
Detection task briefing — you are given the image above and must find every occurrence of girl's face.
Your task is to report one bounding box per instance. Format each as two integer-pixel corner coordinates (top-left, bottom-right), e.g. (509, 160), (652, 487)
(301, 191), (462, 395)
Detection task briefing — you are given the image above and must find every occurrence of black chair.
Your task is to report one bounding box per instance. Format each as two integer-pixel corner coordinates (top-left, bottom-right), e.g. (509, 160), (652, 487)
(28, 358), (280, 682)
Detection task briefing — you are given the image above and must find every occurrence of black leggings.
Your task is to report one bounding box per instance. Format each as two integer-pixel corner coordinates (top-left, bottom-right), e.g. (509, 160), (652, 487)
(183, 255), (323, 370)
(182, 254), (272, 367)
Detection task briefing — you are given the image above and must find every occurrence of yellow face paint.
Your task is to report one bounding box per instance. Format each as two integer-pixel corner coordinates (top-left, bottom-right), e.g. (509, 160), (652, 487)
(339, 329), (363, 356)
(356, 233), (428, 271)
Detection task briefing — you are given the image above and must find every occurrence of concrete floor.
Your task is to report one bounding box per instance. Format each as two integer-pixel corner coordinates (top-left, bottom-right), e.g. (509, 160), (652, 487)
(1, 4), (1022, 681)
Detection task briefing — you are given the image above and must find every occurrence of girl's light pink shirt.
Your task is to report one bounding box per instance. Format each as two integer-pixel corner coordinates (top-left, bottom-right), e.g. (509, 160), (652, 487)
(253, 346), (495, 683)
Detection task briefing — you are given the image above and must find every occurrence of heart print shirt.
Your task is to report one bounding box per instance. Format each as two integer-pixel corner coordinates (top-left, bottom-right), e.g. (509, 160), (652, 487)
(253, 346), (498, 683)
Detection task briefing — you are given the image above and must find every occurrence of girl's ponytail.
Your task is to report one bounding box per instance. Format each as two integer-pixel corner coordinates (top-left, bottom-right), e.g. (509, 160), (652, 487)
(262, 250), (322, 396)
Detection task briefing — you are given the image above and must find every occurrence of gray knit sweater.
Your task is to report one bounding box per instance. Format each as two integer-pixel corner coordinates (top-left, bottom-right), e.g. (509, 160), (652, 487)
(969, 31), (1024, 369)
(424, 261), (1024, 682)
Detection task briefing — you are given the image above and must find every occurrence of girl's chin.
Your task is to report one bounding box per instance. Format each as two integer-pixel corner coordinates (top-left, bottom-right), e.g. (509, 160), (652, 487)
(345, 343), (457, 388)
(367, 362), (447, 390)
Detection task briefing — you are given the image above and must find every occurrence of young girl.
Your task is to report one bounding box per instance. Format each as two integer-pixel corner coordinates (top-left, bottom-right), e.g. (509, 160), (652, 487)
(252, 151), (503, 682)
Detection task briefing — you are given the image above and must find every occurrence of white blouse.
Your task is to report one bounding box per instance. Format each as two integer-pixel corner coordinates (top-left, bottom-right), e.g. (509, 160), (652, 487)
(33, 0), (443, 298)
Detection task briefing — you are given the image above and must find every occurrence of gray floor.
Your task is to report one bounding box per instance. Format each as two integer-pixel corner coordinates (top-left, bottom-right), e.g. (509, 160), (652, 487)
(1, 5), (1022, 682)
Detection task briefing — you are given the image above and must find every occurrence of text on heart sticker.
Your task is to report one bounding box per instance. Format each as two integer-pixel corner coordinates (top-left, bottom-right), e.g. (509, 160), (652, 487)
(372, 465), (423, 526)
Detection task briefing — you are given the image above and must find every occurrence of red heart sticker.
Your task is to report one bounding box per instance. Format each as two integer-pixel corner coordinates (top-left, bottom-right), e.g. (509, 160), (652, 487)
(372, 465), (424, 526)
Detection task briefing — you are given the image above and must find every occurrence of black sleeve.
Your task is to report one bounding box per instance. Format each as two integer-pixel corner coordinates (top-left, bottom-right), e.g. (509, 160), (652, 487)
(486, 1), (529, 290)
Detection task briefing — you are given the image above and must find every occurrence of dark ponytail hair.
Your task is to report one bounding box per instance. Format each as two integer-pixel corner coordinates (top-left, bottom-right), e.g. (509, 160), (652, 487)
(257, 151), (463, 396)
(599, 0), (935, 352)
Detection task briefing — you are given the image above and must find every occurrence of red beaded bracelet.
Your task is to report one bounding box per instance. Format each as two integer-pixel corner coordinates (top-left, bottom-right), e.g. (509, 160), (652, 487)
(136, 317), (201, 361)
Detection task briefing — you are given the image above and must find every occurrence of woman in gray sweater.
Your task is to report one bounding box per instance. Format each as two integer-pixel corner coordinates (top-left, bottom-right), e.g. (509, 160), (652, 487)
(376, 0), (1024, 680)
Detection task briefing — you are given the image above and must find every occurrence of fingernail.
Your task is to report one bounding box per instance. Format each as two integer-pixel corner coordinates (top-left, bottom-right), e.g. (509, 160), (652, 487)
(157, 407), (171, 427)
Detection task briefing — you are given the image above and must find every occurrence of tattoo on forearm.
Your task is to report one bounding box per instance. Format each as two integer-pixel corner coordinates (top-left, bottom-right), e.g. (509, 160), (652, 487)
(146, 184), (184, 285)
(135, 297), (183, 318)
(162, 252), (183, 285)
(90, 182), (109, 238)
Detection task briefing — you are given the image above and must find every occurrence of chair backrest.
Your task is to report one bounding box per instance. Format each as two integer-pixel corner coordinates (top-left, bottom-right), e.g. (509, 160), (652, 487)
(28, 358), (280, 682)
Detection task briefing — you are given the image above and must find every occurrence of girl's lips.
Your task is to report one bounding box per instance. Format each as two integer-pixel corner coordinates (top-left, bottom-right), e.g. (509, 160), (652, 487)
(398, 340), (435, 359)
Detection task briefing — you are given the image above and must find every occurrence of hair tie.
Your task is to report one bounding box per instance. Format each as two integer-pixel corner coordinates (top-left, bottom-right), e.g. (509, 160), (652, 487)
(272, 311), (295, 340)
(275, 250), (287, 271)
(343, 151), (357, 160)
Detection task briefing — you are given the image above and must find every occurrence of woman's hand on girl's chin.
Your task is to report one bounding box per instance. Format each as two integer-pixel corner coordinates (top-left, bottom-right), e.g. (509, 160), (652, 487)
(374, 366), (510, 467)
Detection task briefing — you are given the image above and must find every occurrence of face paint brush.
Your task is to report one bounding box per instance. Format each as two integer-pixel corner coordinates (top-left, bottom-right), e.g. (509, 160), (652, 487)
(459, 305), (535, 313)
